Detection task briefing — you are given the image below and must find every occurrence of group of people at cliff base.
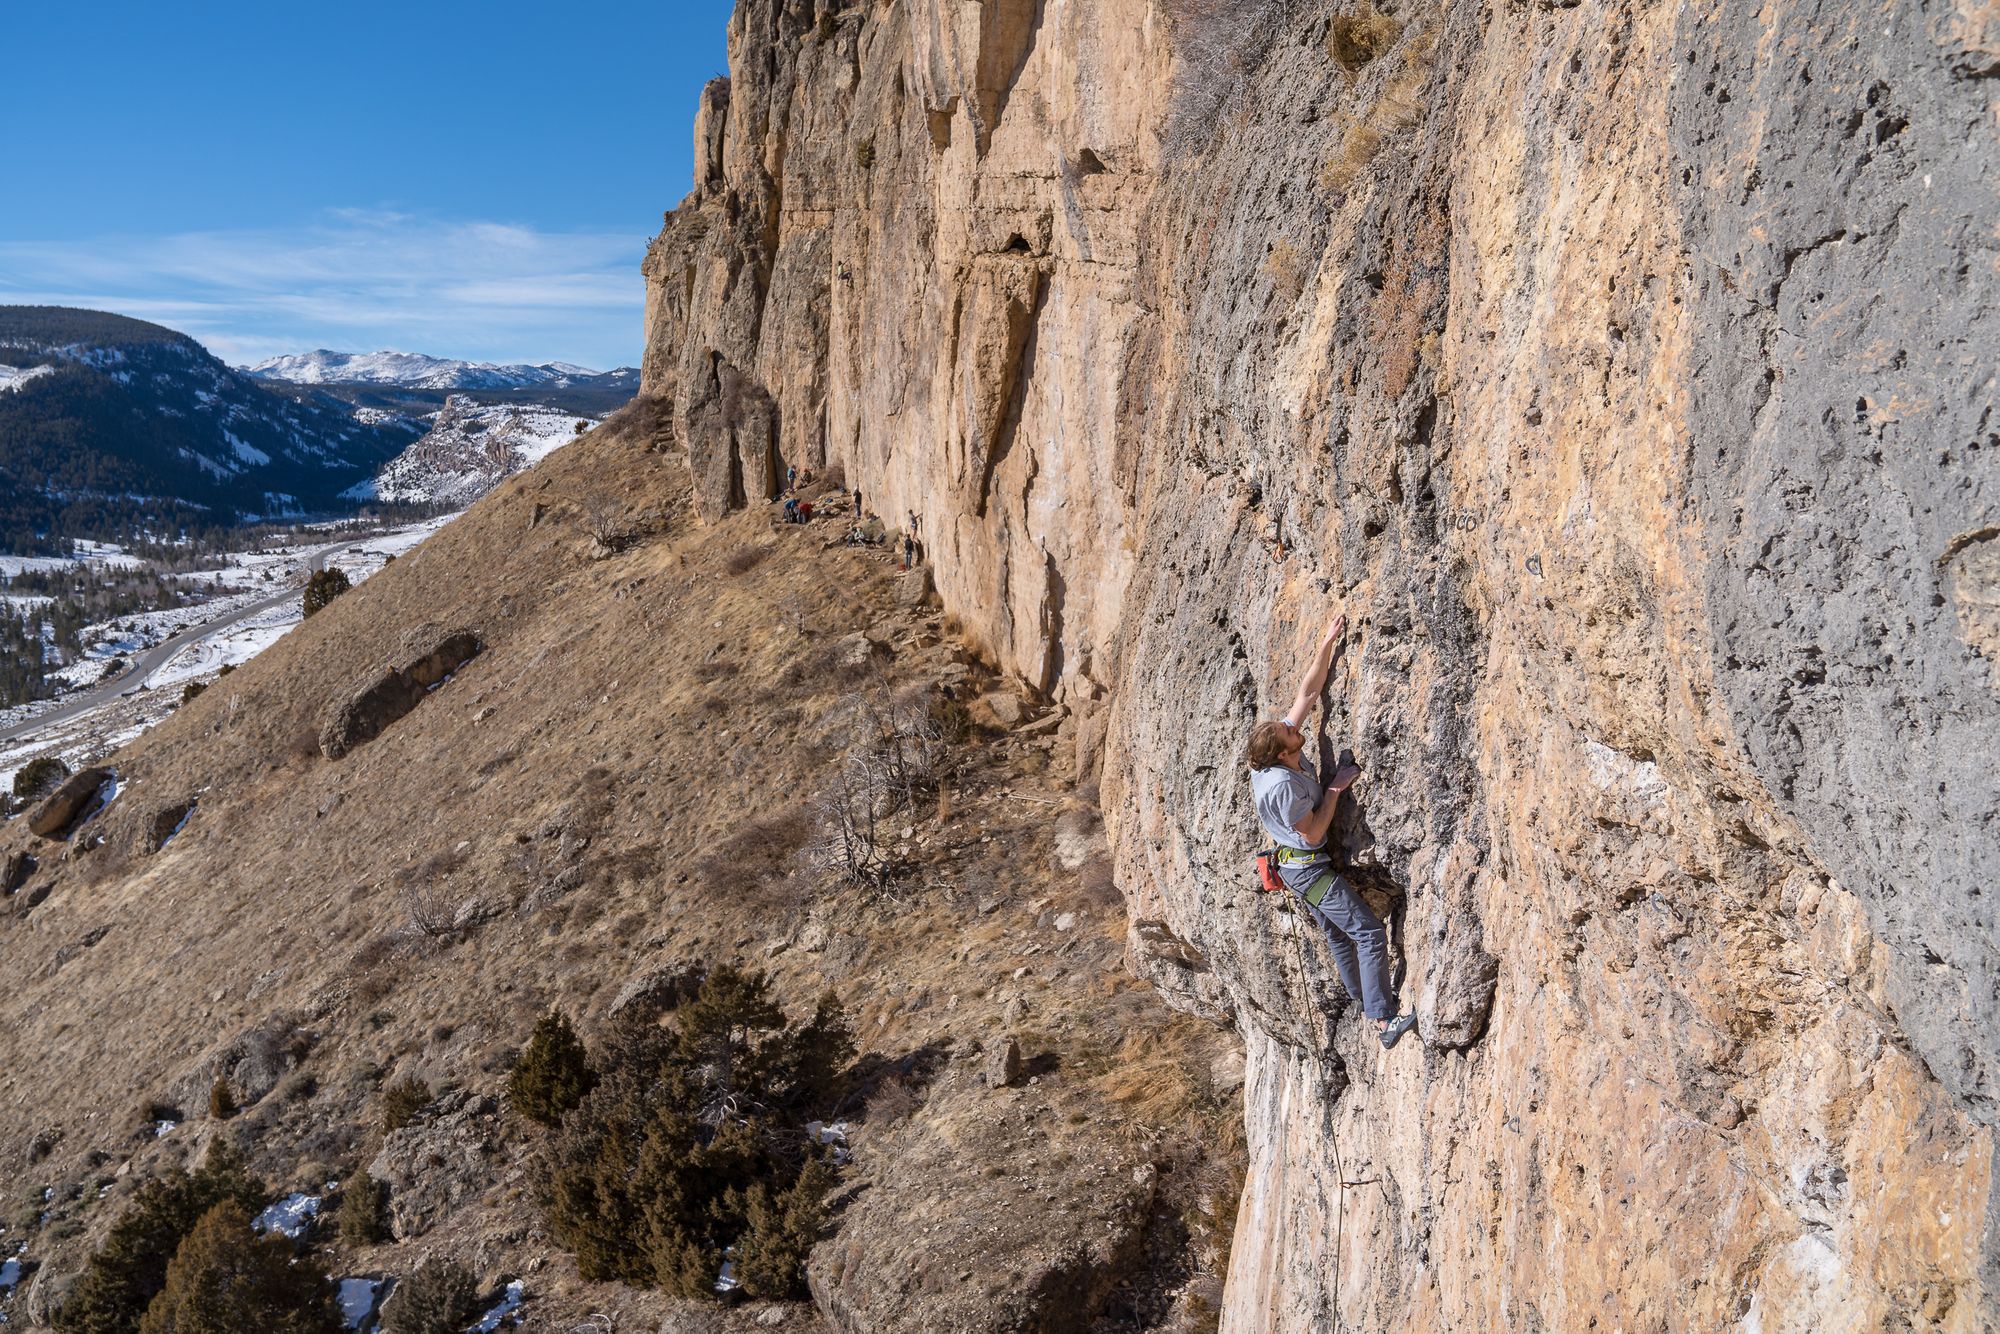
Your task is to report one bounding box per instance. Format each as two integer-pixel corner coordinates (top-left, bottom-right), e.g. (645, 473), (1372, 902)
(777, 467), (925, 570)
(1247, 612), (1418, 1050)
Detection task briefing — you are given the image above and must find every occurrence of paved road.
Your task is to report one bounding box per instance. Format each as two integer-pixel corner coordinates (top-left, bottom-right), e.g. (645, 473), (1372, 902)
(0, 538), (355, 747)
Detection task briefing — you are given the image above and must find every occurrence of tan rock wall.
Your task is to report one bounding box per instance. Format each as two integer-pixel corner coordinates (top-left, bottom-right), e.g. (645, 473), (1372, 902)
(642, 0), (2000, 1326)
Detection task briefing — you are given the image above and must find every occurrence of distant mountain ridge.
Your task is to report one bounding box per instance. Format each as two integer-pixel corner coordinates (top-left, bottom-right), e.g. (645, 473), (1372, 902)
(248, 349), (639, 394)
(354, 394), (598, 508)
(0, 306), (422, 551)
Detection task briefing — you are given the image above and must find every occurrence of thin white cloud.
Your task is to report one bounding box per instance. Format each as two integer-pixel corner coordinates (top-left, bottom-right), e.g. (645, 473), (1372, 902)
(0, 211), (649, 369)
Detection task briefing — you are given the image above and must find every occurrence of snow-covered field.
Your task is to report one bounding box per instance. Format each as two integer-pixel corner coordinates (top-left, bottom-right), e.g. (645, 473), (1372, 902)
(138, 514), (455, 692)
(0, 539), (147, 578)
(0, 363), (55, 394)
(0, 513), (462, 792)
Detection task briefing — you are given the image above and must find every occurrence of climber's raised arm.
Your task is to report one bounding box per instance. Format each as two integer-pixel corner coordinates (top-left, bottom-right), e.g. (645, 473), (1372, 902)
(1283, 613), (1346, 729)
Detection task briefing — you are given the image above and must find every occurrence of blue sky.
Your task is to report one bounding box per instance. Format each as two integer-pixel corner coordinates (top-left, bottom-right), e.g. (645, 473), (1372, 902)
(0, 1), (738, 369)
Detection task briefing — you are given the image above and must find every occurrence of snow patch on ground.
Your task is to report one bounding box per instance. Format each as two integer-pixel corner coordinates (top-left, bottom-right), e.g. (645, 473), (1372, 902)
(335, 1277), (382, 1330)
(469, 1280), (525, 1331)
(224, 430), (270, 467)
(0, 364), (55, 394)
(808, 1119), (853, 1165)
(145, 603), (300, 690)
(0, 540), (146, 578)
(253, 1193), (321, 1239)
(158, 802), (195, 848)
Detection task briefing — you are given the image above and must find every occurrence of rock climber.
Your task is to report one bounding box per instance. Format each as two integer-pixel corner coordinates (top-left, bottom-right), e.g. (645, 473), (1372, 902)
(1247, 613), (1417, 1049)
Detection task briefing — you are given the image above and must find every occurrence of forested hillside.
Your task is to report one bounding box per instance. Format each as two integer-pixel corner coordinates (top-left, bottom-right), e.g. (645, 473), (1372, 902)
(0, 307), (419, 552)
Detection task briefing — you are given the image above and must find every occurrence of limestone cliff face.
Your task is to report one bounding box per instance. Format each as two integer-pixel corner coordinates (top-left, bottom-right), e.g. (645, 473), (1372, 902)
(643, 0), (2000, 1327)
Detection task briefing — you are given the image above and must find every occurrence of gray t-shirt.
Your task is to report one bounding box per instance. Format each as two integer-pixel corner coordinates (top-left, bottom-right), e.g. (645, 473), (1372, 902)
(1251, 757), (1324, 851)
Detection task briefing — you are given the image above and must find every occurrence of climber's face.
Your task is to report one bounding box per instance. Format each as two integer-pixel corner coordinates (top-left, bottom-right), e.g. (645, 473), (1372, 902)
(1280, 722), (1305, 759)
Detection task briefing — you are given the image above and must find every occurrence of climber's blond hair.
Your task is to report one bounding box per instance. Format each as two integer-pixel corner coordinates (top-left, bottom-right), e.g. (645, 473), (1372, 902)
(1246, 720), (1294, 770)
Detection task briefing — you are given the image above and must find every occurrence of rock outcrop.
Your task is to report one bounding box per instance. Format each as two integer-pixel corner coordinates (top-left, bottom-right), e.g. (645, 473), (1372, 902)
(1, 850), (35, 894)
(643, 0), (1999, 1327)
(320, 628), (482, 759)
(367, 1091), (503, 1240)
(27, 768), (113, 840)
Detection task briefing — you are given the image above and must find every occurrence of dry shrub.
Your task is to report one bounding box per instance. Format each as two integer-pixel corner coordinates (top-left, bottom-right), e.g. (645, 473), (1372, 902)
(1265, 238), (1308, 302)
(1318, 122), (1383, 193)
(349, 966), (397, 1008)
(1158, 0), (1287, 157)
(700, 811), (814, 901)
(864, 1076), (922, 1125)
(1316, 46), (1429, 195)
(693, 659), (737, 683)
(600, 392), (675, 453)
(1091, 1027), (1206, 1125)
(283, 724), (322, 765)
(582, 496), (628, 548)
(1327, 6), (1400, 70)
(598, 842), (663, 888)
(723, 545), (768, 576)
(379, 1077), (431, 1134)
(401, 877), (456, 939)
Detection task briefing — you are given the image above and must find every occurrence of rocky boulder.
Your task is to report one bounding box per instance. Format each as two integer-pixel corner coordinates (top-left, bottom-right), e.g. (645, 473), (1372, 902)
(2, 850), (36, 893)
(983, 1035), (1022, 1089)
(808, 1068), (1157, 1333)
(27, 768), (113, 839)
(144, 802), (196, 854)
(321, 627), (482, 759)
(367, 1090), (502, 1239)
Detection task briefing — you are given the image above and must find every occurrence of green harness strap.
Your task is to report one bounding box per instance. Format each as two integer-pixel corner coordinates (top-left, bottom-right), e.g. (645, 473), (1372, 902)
(1274, 846), (1336, 908)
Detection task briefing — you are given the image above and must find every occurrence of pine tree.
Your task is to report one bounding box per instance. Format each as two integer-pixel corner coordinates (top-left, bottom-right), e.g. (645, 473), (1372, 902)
(208, 1077), (236, 1120)
(301, 568), (350, 617)
(378, 1077), (431, 1134)
(13, 755), (68, 800)
(379, 1258), (478, 1334)
(505, 1010), (597, 1127)
(735, 1157), (835, 1299)
(55, 1141), (266, 1333)
(136, 1201), (341, 1334)
(335, 1170), (389, 1246)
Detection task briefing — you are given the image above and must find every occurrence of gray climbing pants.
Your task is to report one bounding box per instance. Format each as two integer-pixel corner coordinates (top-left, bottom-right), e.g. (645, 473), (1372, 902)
(1280, 862), (1395, 1021)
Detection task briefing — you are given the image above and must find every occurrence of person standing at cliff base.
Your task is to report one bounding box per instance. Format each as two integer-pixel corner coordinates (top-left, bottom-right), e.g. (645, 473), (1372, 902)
(1248, 614), (1417, 1049)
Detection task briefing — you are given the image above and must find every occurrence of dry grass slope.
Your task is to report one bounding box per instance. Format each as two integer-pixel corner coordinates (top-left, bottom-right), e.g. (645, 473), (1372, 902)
(0, 407), (1243, 1331)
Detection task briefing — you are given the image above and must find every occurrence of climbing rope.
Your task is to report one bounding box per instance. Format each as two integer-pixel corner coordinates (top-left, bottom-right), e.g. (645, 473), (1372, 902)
(1280, 898), (1347, 1333)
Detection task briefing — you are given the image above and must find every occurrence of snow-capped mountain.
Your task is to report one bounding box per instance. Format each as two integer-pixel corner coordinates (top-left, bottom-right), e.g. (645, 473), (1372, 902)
(350, 395), (597, 508)
(248, 349), (639, 394)
(0, 306), (421, 546)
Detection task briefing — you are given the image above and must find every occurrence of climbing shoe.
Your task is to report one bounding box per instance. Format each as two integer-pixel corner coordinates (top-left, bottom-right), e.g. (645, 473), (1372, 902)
(1379, 1013), (1417, 1050)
